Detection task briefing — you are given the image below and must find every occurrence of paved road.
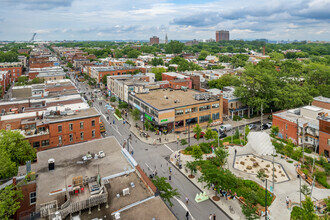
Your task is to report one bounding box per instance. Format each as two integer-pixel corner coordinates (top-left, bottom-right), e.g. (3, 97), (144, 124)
(70, 77), (231, 220)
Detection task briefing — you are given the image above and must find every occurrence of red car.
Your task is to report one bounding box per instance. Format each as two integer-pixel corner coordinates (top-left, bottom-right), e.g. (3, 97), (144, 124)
(194, 132), (205, 139)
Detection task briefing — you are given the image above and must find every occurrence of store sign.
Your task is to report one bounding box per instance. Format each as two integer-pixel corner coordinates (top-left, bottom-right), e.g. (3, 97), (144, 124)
(160, 119), (168, 122)
(145, 113), (153, 121)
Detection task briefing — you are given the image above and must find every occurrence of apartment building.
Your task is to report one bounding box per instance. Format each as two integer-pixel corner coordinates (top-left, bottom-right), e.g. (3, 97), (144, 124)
(91, 66), (140, 83)
(0, 62), (23, 83)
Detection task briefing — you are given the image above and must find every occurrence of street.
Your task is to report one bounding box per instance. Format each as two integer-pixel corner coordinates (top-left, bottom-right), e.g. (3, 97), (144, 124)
(70, 74), (231, 220)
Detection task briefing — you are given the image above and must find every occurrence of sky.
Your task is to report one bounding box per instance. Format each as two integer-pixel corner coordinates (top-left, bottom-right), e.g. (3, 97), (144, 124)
(0, 0), (329, 41)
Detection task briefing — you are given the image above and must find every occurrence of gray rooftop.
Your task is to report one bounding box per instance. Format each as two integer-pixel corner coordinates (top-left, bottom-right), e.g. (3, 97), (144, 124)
(313, 96), (330, 104)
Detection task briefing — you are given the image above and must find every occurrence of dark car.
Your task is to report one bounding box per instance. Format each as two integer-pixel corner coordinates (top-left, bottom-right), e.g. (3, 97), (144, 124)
(212, 129), (227, 138)
(194, 132), (205, 139)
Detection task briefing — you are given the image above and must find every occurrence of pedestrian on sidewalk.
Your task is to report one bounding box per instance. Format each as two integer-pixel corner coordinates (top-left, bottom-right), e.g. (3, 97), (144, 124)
(235, 148), (237, 155)
(286, 196), (290, 208)
(159, 137), (161, 143)
(212, 214), (216, 220)
(186, 211), (189, 220)
(209, 214), (213, 220)
(113, 119), (115, 124)
(185, 197), (189, 205)
(169, 167), (172, 174)
(169, 175), (171, 181)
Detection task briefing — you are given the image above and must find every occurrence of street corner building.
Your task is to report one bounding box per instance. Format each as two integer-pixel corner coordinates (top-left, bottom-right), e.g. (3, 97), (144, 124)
(128, 88), (223, 132)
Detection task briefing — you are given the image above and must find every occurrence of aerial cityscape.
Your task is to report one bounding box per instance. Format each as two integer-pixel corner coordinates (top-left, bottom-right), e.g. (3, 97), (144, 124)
(0, 1), (329, 220)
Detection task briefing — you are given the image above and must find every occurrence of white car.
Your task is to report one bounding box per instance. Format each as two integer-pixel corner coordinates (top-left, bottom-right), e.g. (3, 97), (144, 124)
(98, 151), (105, 158)
(266, 122), (272, 128)
(82, 154), (92, 161)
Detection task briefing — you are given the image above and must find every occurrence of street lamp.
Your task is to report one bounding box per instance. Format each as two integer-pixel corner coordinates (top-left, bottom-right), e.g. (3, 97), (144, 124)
(261, 178), (268, 220)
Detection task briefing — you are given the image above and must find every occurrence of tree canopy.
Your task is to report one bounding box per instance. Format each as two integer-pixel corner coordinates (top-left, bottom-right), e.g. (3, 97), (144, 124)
(0, 130), (36, 179)
(152, 176), (180, 207)
(165, 41), (184, 54)
(0, 185), (23, 220)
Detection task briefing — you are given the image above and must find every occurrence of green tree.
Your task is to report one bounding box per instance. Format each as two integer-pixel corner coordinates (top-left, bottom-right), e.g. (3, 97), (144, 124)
(302, 196), (318, 220)
(0, 185), (23, 220)
(0, 130), (36, 178)
(127, 50), (141, 58)
(152, 176), (180, 207)
(193, 124), (202, 143)
(208, 74), (241, 89)
(185, 161), (197, 177)
(118, 101), (128, 109)
(67, 62), (73, 68)
(150, 58), (164, 66)
(301, 184), (311, 198)
(271, 126), (279, 136)
(191, 145), (203, 160)
(31, 78), (44, 84)
(204, 128), (217, 140)
(110, 96), (116, 102)
(269, 52), (284, 62)
(0, 149), (17, 179)
(198, 50), (209, 60)
(17, 76), (28, 84)
(131, 108), (140, 121)
(115, 108), (122, 118)
(214, 147), (229, 168)
(241, 204), (259, 220)
(102, 75), (108, 85)
(125, 60), (136, 66)
(244, 125), (250, 138)
(151, 67), (166, 81)
(165, 40), (184, 54)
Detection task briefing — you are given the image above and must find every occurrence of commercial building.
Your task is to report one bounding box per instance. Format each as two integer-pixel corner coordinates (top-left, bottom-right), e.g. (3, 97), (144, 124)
(14, 137), (175, 219)
(28, 67), (65, 80)
(312, 96), (330, 110)
(216, 30), (230, 41)
(149, 36), (160, 45)
(128, 89), (223, 132)
(90, 66), (140, 83)
(73, 59), (90, 69)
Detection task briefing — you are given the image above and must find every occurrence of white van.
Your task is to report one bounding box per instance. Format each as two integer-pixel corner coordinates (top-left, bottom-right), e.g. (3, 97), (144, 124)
(220, 124), (233, 132)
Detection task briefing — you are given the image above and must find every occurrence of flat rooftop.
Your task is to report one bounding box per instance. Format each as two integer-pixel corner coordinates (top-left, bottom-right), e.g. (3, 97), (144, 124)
(313, 96), (330, 104)
(45, 107), (100, 123)
(133, 89), (219, 110)
(33, 137), (132, 210)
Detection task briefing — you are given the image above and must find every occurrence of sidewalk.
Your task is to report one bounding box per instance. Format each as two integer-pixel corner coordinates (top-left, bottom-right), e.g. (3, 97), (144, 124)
(169, 142), (330, 220)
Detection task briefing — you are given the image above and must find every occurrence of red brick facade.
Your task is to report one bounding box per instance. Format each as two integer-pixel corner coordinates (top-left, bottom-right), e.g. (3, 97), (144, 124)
(319, 119), (330, 157)
(14, 181), (36, 220)
(97, 68), (141, 83)
(272, 114), (298, 144)
(0, 67), (23, 82)
(312, 100), (330, 110)
(30, 62), (54, 69)
(169, 80), (192, 89)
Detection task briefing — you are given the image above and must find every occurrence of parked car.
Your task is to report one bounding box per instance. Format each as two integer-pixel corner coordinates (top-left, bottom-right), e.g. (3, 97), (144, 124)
(82, 153), (92, 161)
(212, 129), (227, 138)
(267, 122), (272, 128)
(248, 124), (256, 130)
(194, 132), (205, 139)
(98, 151), (105, 158)
(261, 122), (272, 130)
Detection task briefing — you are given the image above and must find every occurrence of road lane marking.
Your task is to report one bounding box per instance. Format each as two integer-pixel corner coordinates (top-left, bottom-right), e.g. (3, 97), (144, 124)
(164, 144), (174, 153)
(111, 124), (122, 136)
(174, 196), (196, 220)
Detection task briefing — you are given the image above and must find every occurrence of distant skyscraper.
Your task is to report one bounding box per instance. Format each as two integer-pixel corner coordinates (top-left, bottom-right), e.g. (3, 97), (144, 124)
(165, 33), (168, 44)
(150, 36), (160, 45)
(216, 30), (230, 42)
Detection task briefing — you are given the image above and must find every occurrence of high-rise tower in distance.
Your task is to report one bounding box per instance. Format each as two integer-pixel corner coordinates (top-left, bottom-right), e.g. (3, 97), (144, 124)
(165, 33), (168, 44)
(216, 30), (230, 42)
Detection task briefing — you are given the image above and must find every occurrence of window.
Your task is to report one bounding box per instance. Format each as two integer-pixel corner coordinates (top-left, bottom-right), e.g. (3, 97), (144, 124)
(69, 123), (73, 131)
(69, 134), (73, 142)
(175, 109), (184, 115)
(286, 134), (288, 139)
(59, 136), (62, 145)
(199, 105), (210, 111)
(212, 103), (220, 108)
(80, 122), (84, 129)
(285, 124), (288, 130)
(199, 115), (211, 123)
(33, 141), (40, 148)
(328, 139), (330, 145)
(58, 125), (62, 133)
(185, 108), (192, 114)
(30, 192), (36, 205)
(91, 120), (95, 127)
(175, 120), (184, 128)
(186, 117), (198, 125)
(41, 140), (49, 146)
(212, 113), (220, 120)
(92, 130), (95, 138)
(80, 132), (84, 140)
(305, 136), (308, 141)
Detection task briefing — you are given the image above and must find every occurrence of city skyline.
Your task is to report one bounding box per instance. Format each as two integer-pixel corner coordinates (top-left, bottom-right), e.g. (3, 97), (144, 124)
(0, 0), (330, 41)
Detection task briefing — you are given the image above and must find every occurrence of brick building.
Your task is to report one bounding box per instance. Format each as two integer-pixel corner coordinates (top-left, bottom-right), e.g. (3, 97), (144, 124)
(319, 116), (330, 158)
(14, 177), (37, 220)
(149, 36), (159, 45)
(91, 66), (140, 83)
(0, 71), (9, 97)
(169, 79), (192, 90)
(0, 62), (23, 83)
(312, 96), (330, 110)
(216, 30), (230, 41)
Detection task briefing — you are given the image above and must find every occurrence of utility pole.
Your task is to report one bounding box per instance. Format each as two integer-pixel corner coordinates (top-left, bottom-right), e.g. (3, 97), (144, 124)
(261, 103), (263, 131)
(311, 142), (318, 174)
(265, 179), (268, 220)
(272, 149), (275, 192)
(299, 175), (302, 208)
(218, 127), (220, 148)
(310, 176), (316, 198)
(188, 125), (191, 147)
(302, 124), (306, 164)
